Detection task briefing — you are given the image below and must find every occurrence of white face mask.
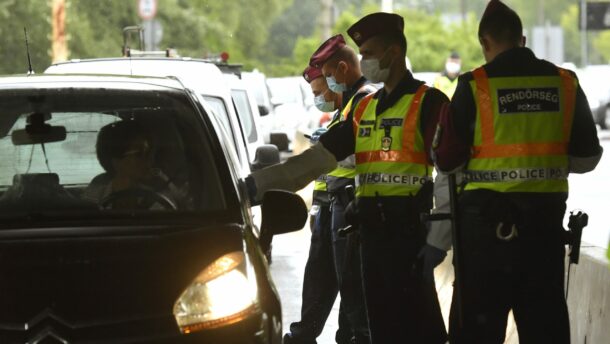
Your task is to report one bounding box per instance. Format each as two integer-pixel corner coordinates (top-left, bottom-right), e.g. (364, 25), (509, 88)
(314, 93), (336, 112)
(325, 64), (347, 94)
(445, 61), (461, 75)
(360, 49), (393, 83)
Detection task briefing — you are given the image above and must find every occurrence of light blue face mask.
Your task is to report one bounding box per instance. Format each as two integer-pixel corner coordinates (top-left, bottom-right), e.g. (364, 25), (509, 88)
(326, 66), (347, 94)
(314, 94), (336, 112)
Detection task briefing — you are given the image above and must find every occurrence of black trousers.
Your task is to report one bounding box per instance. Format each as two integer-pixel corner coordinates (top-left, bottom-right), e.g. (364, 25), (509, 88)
(449, 190), (570, 344)
(330, 192), (370, 343)
(357, 198), (447, 344)
(287, 204), (352, 343)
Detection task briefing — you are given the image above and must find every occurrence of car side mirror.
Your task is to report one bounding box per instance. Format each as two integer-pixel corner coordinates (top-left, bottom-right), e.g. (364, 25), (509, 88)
(259, 190), (307, 254)
(258, 105), (270, 117)
(251, 144), (280, 171)
(269, 132), (289, 152)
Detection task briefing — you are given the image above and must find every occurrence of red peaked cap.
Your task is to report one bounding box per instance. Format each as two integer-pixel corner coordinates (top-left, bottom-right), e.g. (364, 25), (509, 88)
(302, 65), (323, 83)
(481, 0), (512, 19)
(309, 34), (346, 69)
(347, 12), (404, 47)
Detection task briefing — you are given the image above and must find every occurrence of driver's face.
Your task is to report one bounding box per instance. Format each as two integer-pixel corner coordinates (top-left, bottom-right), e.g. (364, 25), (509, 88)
(114, 137), (153, 181)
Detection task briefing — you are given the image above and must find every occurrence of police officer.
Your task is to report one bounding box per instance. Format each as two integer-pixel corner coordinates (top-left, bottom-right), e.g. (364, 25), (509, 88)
(432, 1), (603, 343)
(284, 65), (352, 344)
(433, 51), (461, 99)
(307, 34), (376, 344)
(247, 13), (450, 343)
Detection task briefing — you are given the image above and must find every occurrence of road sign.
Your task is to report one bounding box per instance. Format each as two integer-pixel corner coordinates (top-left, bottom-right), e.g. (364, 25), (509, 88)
(579, 1), (610, 30)
(138, 0), (157, 20)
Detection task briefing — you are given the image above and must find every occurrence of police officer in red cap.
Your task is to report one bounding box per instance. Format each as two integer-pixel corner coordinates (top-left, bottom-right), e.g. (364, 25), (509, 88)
(299, 34), (375, 344)
(433, 1), (603, 343)
(246, 12), (450, 343)
(283, 66), (354, 344)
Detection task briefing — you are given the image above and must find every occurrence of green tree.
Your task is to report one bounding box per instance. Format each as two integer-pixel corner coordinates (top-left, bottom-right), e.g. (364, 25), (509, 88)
(0, 0), (50, 74)
(593, 31), (610, 64)
(265, 0), (314, 60)
(67, 0), (138, 59)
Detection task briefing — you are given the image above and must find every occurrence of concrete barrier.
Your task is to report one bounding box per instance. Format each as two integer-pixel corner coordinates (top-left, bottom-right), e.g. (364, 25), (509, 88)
(566, 245), (610, 344)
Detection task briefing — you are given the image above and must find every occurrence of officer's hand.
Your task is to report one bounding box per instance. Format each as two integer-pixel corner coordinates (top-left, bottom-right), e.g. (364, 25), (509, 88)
(308, 204), (320, 232)
(418, 244), (447, 278)
(309, 127), (328, 145)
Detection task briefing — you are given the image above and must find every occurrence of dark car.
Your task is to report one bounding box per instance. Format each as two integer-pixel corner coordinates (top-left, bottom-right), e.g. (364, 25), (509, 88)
(0, 75), (306, 343)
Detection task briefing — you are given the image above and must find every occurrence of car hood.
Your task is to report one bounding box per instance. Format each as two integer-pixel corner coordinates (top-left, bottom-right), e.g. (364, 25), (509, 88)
(0, 222), (245, 334)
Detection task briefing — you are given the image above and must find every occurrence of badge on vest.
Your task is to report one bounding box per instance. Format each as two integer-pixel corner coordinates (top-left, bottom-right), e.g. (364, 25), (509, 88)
(359, 127), (372, 137)
(381, 136), (392, 151)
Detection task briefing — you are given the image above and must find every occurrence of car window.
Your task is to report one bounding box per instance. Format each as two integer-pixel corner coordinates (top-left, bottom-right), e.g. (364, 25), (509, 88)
(0, 87), (228, 220)
(231, 89), (257, 143)
(201, 95), (232, 135)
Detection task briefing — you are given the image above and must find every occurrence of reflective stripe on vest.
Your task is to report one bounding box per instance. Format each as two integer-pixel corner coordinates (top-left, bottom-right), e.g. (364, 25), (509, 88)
(353, 84), (432, 197)
(465, 67), (576, 193)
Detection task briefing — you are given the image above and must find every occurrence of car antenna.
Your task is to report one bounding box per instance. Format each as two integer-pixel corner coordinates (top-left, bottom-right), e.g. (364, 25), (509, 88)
(24, 27), (35, 75)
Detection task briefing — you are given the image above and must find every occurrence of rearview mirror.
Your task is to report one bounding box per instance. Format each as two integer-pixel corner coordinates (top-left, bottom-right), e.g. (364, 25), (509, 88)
(259, 190), (307, 253)
(12, 126), (66, 145)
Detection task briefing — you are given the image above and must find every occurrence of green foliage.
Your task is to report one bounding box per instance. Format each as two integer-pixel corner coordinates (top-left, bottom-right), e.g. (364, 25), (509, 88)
(67, 0), (138, 59)
(265, 0), (314, 60)
(593, 31), (610, 64)
(445, 13), (485, 71)
(560, 4), (607, 66)
(0, 0), (605, 78)
(0, 0), (50, 75)
(400, 9), (483, 72)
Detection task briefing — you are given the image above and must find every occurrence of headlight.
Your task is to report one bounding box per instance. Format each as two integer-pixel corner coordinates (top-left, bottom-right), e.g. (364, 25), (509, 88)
(173, 251), (258, 334)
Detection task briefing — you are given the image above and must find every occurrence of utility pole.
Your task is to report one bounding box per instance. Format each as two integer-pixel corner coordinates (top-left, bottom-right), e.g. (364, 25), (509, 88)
(320, 0), (333, 41)
(580, 0), (588, 67)
(51, 0), (68, 63)
(537, 0), (545, 26)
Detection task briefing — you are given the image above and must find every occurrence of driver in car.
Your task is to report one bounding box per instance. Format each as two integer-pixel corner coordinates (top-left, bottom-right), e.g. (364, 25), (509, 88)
(83, 120), (187, 210)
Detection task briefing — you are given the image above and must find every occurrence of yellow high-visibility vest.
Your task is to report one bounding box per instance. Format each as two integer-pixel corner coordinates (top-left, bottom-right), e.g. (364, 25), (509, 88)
(324, 84), (377, 192)
(465, 67), (577, 193)
(434, 75), (458, 99)
(353, 84), (432, 197)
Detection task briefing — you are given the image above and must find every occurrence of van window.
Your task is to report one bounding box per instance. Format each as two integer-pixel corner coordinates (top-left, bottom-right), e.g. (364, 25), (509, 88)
(231, 90), (258, 143)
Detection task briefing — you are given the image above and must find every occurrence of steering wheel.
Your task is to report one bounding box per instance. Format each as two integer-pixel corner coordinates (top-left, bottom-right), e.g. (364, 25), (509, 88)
(100, 187), (178, 210)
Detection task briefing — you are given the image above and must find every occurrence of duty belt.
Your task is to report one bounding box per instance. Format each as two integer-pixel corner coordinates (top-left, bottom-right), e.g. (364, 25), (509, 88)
(355, 172), (432, 187)
(465, 167), (568, 183)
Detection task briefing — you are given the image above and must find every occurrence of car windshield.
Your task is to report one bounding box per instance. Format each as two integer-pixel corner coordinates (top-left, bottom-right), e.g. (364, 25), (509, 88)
(0, 85), (228, 223)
